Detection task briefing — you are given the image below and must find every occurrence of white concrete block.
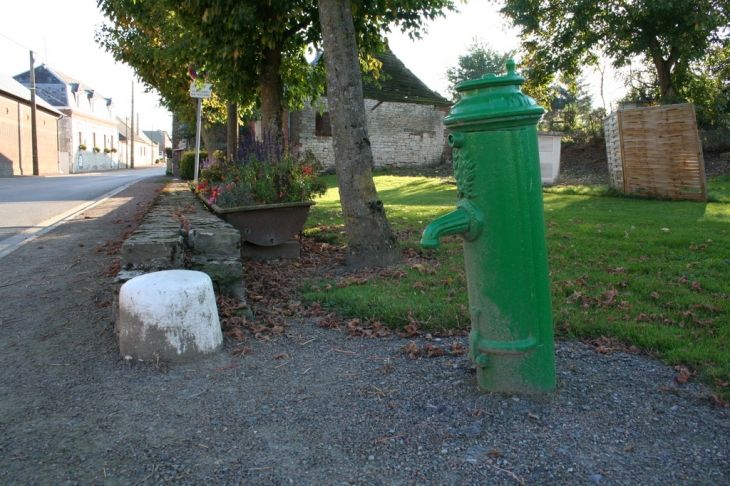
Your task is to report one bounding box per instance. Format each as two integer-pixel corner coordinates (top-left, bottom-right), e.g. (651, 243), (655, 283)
(118, 270), (222, 362)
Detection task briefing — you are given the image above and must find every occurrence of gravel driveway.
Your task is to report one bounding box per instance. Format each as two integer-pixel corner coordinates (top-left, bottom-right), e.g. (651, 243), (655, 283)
(0, 177), (727, 485)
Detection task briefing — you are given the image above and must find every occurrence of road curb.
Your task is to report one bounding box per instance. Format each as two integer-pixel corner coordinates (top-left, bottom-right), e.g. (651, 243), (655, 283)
(0, 180), (140, 260)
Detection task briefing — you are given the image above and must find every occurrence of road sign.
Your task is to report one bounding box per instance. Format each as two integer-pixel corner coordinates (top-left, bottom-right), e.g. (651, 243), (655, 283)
(190, 82), (212, 99)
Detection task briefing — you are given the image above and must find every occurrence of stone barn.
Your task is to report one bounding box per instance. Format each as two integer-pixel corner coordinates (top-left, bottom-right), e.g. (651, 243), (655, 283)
(288, 50), (452, 170)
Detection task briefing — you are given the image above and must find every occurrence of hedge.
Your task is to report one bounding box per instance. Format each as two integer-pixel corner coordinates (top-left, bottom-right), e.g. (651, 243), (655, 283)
(180, 150), (207, 180)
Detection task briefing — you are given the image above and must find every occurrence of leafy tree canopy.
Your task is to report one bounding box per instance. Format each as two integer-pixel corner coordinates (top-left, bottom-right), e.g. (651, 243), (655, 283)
(98, 0), (456, 138)
(496, 0), (730, 100)
(96, 0), (252, 137)
(622, 43), (730, 129)
(445, 38), (515, 100)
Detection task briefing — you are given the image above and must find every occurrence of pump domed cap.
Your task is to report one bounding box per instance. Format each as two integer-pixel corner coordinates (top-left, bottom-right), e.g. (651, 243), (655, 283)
(444, 60), (544, 129)
(459, 60), (525, 90)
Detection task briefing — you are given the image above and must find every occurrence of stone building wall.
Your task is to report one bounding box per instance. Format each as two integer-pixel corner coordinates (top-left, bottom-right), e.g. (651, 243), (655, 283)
(0, 94), (60, 176)
(290, 98), (450, 169)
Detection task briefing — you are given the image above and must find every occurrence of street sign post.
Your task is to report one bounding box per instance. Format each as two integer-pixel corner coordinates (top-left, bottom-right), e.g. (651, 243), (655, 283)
(190, 82), (212, 99)
(190, 82), (212, 181)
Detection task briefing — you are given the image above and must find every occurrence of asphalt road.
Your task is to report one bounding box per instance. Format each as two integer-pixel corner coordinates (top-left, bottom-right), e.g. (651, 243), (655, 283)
(0, 166), (167, 258)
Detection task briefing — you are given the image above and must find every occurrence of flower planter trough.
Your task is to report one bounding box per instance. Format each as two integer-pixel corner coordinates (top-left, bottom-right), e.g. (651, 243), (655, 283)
(199, 195), (314, 259)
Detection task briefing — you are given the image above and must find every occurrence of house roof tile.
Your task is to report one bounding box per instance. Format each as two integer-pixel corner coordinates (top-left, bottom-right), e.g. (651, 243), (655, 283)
(0, 71), (63, 116)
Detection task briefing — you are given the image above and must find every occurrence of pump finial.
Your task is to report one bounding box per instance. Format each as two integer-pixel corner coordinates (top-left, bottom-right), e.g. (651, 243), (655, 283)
(506, 60), (516, 76)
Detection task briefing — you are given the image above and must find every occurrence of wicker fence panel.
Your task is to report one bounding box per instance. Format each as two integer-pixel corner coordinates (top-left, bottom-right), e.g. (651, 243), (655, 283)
(604, 113), (624, 191)
(612, 104), (707, 201)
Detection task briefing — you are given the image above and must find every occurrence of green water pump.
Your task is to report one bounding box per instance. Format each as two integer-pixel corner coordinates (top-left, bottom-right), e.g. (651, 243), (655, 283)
(421, 61), (556, 393)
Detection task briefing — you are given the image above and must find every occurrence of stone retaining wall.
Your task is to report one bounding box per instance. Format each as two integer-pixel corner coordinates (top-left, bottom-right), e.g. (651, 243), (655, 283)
(117, 182), (247, 301)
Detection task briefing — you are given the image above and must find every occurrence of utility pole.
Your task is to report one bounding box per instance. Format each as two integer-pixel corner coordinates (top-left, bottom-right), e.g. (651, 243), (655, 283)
(29, 51), (39, 176)
(125, 117), (129, 168)
(130, 81), (135, 169)
(194, 96), (202, 181)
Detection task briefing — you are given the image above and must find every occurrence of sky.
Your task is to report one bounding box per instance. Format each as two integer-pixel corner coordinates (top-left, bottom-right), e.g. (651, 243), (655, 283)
(1, 1), (627, 136)
(1, 0), (173, 133)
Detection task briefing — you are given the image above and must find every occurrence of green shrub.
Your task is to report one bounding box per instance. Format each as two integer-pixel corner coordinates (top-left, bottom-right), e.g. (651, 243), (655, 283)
(199, 162), (226, 184)
(180, 151), (207, 180)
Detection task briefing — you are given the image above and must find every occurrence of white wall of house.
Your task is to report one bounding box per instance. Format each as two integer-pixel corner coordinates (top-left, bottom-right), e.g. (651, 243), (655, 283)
(62, 111), (120, 173)
(291, 98), (450, 169)
(117, 137), (156, 168)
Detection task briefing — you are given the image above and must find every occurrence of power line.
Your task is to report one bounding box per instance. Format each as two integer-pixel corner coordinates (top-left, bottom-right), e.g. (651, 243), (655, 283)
(0, 31), (49, 64)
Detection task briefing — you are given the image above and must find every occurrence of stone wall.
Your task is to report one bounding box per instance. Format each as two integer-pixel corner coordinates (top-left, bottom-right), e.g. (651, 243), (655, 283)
(118, 183), (247, 301)
(290, 98), (450, 169)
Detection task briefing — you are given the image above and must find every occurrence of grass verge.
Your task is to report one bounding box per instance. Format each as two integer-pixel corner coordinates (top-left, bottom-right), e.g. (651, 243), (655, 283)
(301, 174), (730, 392)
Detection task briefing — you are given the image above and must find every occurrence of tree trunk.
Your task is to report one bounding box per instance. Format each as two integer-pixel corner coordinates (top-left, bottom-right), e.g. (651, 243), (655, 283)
(649, 38), (677, 100)
(260, 46), (284, 140)
(317, 0), (401, 269)
(226, 101), (238, 159)
(200, 121), (213, 157)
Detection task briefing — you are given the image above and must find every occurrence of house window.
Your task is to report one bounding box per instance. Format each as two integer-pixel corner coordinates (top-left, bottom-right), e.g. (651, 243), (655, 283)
(78, 132), (83, 146)
(315, 112), (332, 137)
(93, 133), (97, 149)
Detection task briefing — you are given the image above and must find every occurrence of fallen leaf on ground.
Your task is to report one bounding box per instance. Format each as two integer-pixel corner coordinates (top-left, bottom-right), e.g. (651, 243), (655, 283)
(675, 366), (695, 384)
(423, 343), (445, 357)
(402, 341), (422, 360)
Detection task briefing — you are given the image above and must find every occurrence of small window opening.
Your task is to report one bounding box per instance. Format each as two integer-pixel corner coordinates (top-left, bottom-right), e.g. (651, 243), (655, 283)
(315, 112), (332, 137)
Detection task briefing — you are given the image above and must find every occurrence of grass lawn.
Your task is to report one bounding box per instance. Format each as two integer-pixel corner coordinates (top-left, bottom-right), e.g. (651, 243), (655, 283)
(301, 172), (730, 392)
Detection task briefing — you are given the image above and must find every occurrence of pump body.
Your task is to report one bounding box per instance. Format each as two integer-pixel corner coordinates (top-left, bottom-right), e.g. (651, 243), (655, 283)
(421, 61), (556, 393)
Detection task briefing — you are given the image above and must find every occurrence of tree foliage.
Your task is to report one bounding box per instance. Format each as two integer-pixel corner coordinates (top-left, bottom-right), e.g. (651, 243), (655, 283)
(96, 0), (239, 149)
(445, 38), (514, 100)
(96, 0), (202, 121)
(676, 44), (730, 130)
(99, 0), (456, 140)
(497, 0), (730, 100)
(443, 38), (603, 141)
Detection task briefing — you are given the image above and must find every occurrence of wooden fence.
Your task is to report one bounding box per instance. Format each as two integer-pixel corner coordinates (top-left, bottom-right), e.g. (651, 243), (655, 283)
(604, 103), (707, 201)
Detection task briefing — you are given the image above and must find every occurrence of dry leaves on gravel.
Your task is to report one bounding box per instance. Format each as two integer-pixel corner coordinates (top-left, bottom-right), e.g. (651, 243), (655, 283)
(583, 335), (640, 355)
(675, 366), (696, 384)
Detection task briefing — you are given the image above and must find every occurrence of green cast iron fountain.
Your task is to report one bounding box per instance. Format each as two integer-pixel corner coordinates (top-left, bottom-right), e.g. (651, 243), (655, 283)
(421, 60), (556, 393)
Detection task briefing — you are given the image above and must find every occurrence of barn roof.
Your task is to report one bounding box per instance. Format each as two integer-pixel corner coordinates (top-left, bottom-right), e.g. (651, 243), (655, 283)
(313, 49), (451, 106)
(362, 50), (451, 106)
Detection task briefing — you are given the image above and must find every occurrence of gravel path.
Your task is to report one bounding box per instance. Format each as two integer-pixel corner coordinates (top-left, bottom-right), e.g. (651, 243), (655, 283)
(0, 177), (728, 485)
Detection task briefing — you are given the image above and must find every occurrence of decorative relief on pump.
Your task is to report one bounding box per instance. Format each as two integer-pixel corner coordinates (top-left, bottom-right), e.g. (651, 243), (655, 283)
(449, 133), (477, 200)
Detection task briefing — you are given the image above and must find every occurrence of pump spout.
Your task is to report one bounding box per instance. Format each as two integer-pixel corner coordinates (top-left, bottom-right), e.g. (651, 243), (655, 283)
(421, 208), (471, 249)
